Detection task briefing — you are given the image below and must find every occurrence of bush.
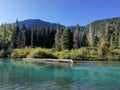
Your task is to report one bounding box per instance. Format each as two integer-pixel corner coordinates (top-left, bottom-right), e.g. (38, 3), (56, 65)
(10, 47), (31, 58)
(27, 48), (57, 58)
(107, 49), (120, 60)
(53, 50), (70, 59)
(70, 48), (87, 60)
(89, 50), (97, 56)
(0, 50), (5, 58)
(112, 49), (120, 55)
(9, 47), (120, 61)
(0, 50), (10, 58)
(53, 48), (89, 60)
(10, 47), (57, 58)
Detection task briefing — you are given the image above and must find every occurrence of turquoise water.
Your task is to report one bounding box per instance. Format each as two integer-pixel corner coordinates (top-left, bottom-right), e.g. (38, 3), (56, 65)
(0, 59), (120, 90)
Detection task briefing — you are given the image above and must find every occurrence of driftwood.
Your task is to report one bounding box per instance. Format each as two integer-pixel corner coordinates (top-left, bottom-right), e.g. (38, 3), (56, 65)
(23, 58), (74, 63)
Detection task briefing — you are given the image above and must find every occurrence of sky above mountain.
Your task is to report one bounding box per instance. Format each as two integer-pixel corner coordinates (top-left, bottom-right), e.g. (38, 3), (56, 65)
(0, 0), (120, 26)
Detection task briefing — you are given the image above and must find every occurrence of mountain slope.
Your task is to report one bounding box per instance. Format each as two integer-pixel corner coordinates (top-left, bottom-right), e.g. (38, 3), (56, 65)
(85, 17), (120, 32)
(19, 17), (120, 31)
(18, 19), (61, 29)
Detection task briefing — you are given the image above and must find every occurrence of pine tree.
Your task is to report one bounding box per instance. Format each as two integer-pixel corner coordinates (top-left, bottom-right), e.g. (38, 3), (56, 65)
(2, 26), (7, 49)
(73, 24), (80, 49)
(93, 35), (99, 46)
(55, 24), (63, 51)
(115, 22), (120, 48)
(20, 24), (27, 48)
(12, 19), (20, 48)
(110, 34), (114, 48)
(26, 29), (31, 46)
(105, 23), (112, 47)
(117, 22), (120, 48)
(31, 28), (34, 47)
(88, 24), (93, 46)
(81, 33), (88, 46)
(61, 28), (73, 50)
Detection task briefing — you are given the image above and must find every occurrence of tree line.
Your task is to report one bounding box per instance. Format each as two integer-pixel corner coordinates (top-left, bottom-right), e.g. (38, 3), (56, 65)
(0, 20), (88, 51)
(0, 19), (120, 55)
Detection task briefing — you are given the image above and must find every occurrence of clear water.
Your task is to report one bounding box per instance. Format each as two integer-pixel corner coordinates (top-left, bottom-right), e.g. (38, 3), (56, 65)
(0, 59), (120, 90)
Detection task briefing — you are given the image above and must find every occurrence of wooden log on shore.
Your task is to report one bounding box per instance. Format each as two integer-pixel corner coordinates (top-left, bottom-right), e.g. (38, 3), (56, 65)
(22, 58), (74, 63)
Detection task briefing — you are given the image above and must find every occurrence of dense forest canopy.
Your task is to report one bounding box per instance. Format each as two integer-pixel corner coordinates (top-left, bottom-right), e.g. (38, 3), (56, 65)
(0, 17), (120, 60)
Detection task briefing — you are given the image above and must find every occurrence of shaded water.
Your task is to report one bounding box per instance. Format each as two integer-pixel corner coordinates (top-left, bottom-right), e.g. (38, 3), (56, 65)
(0, 59), (120, 90)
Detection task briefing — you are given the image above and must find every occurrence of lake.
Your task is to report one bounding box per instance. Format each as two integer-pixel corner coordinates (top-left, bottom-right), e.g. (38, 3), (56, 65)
(0, 59), (120, 90)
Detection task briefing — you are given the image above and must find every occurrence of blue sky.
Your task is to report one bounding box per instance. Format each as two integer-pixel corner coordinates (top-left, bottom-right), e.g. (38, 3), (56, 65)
(0, 0), (120, 26)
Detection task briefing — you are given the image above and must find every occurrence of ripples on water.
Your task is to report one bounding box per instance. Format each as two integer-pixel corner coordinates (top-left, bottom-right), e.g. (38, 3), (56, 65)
(0, 59), (120, 90)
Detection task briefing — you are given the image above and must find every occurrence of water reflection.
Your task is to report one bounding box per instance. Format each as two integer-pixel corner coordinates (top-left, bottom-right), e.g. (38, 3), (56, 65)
(0, 59), (120, 90)
(0, 59), (74, 90)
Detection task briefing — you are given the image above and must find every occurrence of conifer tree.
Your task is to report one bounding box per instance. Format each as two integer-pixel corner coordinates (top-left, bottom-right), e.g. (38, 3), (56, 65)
(12, 19), (20, 48)
(110, 34), (114, 48)
(55, 24), (63, 51)
(31, 28), (34, 47)
(88, 24), (93, 46)
(81, 33), (88, 46)
(61, 28), (73, 50)
(93, 35), (99, 46)
(73, 24), (80, 49)
(115, 22), (120, 48)
(20, 24), (27, 48)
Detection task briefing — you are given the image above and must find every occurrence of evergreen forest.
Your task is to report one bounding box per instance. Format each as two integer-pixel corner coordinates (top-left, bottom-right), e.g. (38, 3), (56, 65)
(0, 17), (120, 61)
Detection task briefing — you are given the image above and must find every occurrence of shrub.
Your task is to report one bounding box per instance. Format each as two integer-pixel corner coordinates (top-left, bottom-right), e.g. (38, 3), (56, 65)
(53, 50), (70, 59)
(112, 49), (120, 55)
(53, 48), (89, 60)
(89, 50), (97, 56)
(107, 49), (120, 60)
(27, 48), (57, 58)
(0, 50), (5, 58)
(10, 47), (31, 58)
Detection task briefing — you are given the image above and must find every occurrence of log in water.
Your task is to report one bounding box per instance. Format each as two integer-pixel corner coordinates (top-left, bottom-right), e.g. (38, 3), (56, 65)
(22, 58), (74, 63)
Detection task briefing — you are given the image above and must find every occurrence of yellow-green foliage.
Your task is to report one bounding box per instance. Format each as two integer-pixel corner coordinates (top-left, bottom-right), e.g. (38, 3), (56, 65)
(0, 50), (5, 58)
(10, 47), (31, 58)
(53, 50), (70, 59)
(53, 47), (89, 60)
(112, 49), (120, 55)
(70, 48), (88, 60)
(107, 49), (120, 60)
(27, 48), (57, 58)
(10, 47), (120, 61)
(10, 47), (56, 58)
(89, 50), (97, 55)
(89, 49), (98, 59)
